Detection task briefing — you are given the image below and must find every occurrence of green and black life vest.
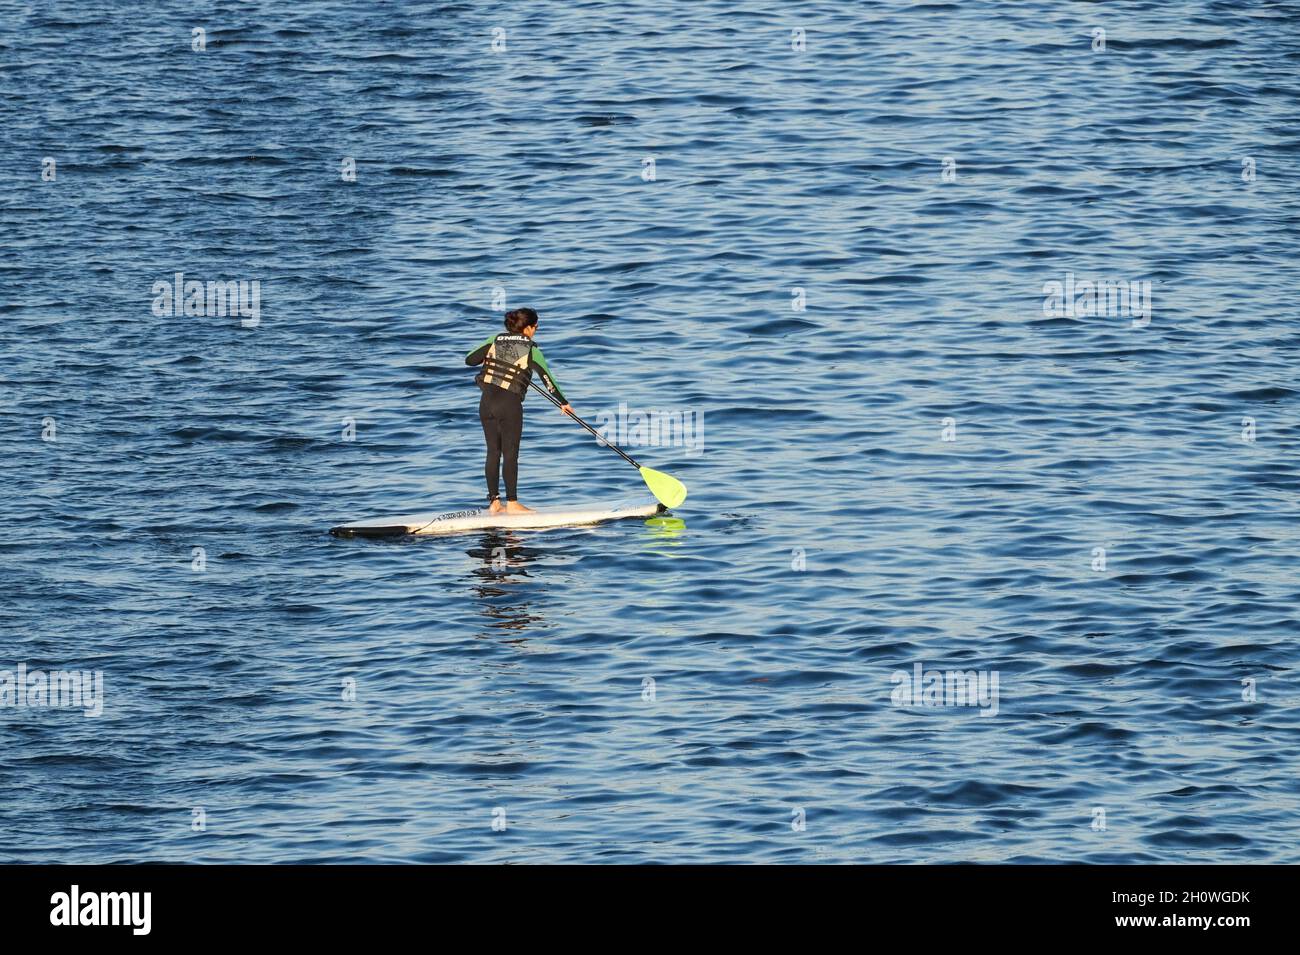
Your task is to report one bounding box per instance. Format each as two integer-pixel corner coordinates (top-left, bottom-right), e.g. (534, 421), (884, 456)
(466, 333), (567, 403)
(476, 334), (533, 396)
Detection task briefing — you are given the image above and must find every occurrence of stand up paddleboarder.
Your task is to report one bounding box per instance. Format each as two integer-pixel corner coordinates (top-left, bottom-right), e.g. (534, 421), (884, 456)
(465, 307), (573, 514)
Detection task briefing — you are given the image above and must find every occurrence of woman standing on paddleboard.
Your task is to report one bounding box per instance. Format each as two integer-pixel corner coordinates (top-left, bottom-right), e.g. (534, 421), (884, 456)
(465, 307), (573, 514)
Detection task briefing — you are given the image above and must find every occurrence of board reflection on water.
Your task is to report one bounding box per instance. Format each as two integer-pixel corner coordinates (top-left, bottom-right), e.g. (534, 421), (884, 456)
(463, 518), (687, 634)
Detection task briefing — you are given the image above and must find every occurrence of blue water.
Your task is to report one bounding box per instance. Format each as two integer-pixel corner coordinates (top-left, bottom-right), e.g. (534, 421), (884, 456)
(3, 0), (1298, 863)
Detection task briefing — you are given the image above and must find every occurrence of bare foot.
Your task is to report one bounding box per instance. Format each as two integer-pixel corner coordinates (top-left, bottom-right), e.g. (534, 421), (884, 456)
(504, 500), (534, 514)
(488, 499), (504, 514)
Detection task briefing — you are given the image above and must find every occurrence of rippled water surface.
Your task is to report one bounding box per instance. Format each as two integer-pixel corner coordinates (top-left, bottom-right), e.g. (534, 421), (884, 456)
(3, 0), (1299, 863)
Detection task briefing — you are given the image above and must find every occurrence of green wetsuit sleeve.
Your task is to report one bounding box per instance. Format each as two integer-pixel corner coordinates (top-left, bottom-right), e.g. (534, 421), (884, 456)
(465, 335), (495, 366)
(529, 346), (566, 403)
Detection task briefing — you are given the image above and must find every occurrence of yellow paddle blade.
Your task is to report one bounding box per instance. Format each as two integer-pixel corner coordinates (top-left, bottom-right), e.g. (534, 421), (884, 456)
(640, 466), (687, 508)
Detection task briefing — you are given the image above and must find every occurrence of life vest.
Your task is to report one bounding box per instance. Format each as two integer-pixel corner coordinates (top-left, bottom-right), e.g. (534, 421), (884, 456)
(476, 334), (532, 396)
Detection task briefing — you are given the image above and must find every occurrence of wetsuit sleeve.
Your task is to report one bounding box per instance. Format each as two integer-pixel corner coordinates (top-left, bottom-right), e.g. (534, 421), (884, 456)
(529, 346), (567, 403)
(465, 335), (495, 366)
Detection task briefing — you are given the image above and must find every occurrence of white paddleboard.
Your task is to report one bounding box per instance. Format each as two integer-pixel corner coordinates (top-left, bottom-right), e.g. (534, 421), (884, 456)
(330, 499), (666, 538)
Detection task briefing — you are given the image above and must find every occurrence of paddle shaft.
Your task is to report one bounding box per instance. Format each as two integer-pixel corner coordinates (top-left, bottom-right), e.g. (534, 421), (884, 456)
(527, 381), (644, 470)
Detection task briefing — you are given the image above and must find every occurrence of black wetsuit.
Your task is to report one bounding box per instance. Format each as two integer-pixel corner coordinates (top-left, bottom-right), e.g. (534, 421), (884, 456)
(465, 333), (566, 503)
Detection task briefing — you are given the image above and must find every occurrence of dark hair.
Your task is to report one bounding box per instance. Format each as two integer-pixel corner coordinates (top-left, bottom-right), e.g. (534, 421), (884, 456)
(504, 308), (538, 334)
